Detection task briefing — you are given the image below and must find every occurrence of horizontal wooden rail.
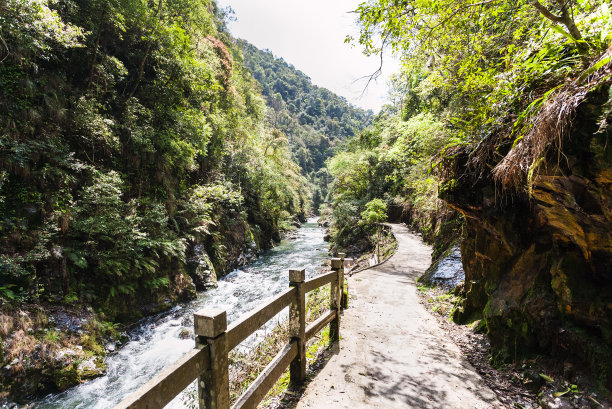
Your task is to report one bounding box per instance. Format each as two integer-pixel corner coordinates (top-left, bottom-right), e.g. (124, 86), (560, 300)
(113, 253), (347, 409)
(227, 287), (296, 350)
(114, 347), (209, 409)
(305, 310), (336, 341)
(303, 270), (336, 293)
(232, 341), (298, 409)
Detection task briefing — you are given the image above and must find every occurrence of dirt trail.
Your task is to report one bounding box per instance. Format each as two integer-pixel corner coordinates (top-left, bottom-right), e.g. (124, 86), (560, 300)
(295, 224), (504, 409)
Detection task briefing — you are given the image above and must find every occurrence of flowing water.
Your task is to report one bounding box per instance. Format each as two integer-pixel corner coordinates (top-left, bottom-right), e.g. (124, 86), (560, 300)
(36, 218), (328, 409)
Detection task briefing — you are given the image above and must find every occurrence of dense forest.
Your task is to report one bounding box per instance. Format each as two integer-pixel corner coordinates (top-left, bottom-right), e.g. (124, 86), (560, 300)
(0, 0), (376, 400)
(238, 40), (373, 173)
(327, 0), (612, 396)
(238, 40), (372, 205)
(0, 0), (315, 316)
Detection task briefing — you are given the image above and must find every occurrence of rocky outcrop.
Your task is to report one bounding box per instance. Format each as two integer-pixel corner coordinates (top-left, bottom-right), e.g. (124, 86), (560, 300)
(419, 245), (465, 290)
(442, 83), (612, 391)
(0, 306), (110, 402)
(186, 245), (218, 291)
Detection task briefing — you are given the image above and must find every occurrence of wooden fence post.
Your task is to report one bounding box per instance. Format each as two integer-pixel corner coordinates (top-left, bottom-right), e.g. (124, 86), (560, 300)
(194, 309), (230, 409)
(288, 268), (306, 388)
(330, 258), (342, 342)
(337, 253), (348, 309)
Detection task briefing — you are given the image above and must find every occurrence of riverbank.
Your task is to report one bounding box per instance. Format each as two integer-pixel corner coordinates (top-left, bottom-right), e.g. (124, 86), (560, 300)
(0, 304), (120, 403)
(1, 213), (309, 403)
(0, 217), (316, 406)
(20, 218), (328, 409)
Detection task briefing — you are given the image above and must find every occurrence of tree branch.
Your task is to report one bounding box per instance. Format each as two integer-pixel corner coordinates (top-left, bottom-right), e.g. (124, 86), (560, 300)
(127, 39), (152, 100)
(353, 38), (387, 98)
(530, 0), (583, 42)
(425, 0), (496, 37)
(530, 0), (564, 22)
(86, 12), (104, 91)
(0, 33), (8, 63)
(0, 0), (9, 63)
(127, 0), (163, 99)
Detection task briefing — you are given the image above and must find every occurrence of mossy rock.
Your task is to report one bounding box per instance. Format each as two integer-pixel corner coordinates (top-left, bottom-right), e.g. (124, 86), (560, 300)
(54, 363), (81, 391)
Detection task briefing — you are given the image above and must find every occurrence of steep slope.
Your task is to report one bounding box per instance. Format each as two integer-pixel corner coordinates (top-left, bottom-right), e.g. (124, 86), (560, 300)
(442, 71), (612, 393)
(237, 40), (373, 200)
(0, 0), (310, 399)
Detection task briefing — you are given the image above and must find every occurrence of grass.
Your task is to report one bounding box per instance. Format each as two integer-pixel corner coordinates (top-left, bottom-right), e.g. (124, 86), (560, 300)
(418, 285), (462, 319)
(261, 286), (333, 408)
(229, 321), (290, 402)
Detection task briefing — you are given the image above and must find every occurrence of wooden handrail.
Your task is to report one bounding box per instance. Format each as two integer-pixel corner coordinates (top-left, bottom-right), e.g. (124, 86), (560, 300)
(305, 310), (336, 341)
(227, 287), (296, 350)
(232, 341), (298, 409)
(113, 347), (210, 409)
(113, 253), (347, 409)
(303, 270), (336, 293)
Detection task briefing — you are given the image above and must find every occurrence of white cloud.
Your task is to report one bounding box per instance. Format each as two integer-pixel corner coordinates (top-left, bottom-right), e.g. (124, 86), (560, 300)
(216, 0), (399, 112)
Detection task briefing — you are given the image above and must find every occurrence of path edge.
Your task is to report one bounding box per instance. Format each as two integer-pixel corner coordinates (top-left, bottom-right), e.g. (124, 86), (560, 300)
(348, 223), (401, 277)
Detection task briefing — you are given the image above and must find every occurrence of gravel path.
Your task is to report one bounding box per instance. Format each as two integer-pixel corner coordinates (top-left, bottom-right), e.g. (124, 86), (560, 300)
(295, 224), (504, 409)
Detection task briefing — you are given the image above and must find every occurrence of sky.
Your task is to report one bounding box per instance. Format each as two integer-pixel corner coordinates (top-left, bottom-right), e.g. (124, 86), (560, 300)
(215, 0), (400, 113)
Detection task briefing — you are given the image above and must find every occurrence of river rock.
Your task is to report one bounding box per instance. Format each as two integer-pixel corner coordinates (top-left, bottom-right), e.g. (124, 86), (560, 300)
(178, 328), (192, 339)
(186, 245), (218, 291)
(539, 395), (573, 409)
(105, 342), (116, 353)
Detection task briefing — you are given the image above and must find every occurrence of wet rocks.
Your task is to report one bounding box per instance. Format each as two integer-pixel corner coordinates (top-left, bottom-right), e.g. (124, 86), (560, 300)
(540, 395), (574, 409)
(178, 328), (192, 339)
(419, 245), (464, 290)
(186, 245), (218, 291)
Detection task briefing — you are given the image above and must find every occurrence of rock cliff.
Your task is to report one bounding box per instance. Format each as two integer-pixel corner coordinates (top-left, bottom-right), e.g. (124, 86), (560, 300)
(442, 81), (612, 391)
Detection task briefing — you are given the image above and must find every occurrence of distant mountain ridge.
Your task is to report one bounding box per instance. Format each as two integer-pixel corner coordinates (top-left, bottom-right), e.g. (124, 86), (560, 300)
(237, 39), (373, 176)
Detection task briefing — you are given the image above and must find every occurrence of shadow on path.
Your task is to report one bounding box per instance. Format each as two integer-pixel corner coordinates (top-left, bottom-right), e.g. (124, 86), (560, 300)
(290, 224), (503, 409)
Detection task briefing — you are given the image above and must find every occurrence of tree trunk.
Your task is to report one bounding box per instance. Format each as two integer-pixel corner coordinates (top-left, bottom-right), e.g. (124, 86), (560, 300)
(61, 255), (69, 295)
(86, 11), (105, 91)
(127, 39), (153, 100)
(530, 0), (588, 56)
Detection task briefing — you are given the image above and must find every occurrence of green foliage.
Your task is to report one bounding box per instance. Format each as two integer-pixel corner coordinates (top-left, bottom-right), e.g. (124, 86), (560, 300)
(237, 40), (372, 210)
(0, 0), (312, 314)
(238, 41), (372, 172)
(328, 107), (449, 248)
(351, 0), (608, 145)
(360, 199), (387, 227)
(328, 0), (610, 253)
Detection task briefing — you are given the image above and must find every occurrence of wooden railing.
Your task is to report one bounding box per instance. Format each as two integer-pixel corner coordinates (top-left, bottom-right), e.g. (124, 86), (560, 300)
(113, 253), (347, 409)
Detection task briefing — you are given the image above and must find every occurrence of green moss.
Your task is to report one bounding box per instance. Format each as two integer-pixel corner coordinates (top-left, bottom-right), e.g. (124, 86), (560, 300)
(54, 363), (81, 391)
(79, 334), (104, 356)
(521, 322), (529, 338)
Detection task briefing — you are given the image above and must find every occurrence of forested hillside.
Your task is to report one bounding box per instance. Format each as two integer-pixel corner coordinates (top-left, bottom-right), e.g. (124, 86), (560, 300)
(238, 40), (372, 205)
(0, 0), (314, 341)
(0, 0), (379, 400)
(3, 0), (611, 405)
(328, 0), (612, 397)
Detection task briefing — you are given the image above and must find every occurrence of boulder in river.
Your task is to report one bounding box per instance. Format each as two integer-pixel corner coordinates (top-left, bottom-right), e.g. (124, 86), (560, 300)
(186, 245), (218, 291)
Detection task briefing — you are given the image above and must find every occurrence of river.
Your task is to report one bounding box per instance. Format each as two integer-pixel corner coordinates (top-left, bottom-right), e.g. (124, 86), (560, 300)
(35, 218), (328, 409)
